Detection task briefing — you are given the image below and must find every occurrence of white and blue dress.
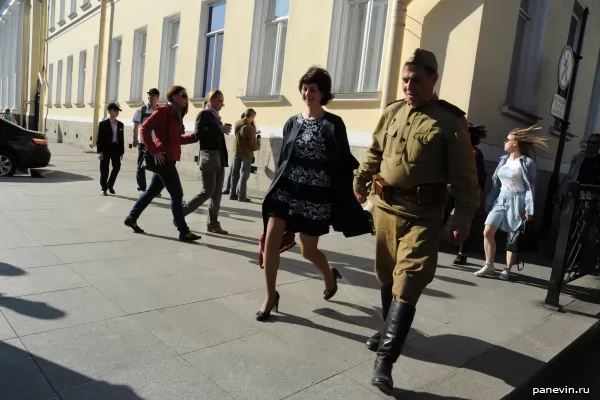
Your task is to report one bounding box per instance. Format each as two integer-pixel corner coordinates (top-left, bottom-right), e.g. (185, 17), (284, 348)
(485, 155), (536, 233)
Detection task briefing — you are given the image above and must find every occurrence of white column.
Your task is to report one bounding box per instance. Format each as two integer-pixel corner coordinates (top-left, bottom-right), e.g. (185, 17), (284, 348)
(0, 23), (6, 108)
(14, 2), (24, 112)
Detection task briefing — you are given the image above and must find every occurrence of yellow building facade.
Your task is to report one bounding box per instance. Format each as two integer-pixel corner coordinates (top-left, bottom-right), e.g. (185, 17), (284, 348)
(42, 0), (600, 195)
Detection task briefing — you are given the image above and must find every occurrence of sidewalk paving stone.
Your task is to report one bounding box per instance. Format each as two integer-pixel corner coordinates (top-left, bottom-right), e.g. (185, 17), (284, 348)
(0, 338), (54, 400)
(21, 317), (177, 390)
(0, 286), (125, 336)
(0, 142), (599, 399)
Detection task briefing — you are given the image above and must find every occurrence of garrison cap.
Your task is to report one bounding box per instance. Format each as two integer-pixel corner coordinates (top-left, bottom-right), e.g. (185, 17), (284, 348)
(405, 48), (438, 73)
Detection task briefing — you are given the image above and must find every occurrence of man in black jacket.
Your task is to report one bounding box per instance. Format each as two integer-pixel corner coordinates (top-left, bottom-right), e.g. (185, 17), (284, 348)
(97, 103), (125, 196)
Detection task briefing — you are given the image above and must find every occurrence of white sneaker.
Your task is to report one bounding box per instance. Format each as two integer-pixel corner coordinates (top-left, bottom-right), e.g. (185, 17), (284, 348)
(474, 263), (497, 277)
(500, 267), (511, 281)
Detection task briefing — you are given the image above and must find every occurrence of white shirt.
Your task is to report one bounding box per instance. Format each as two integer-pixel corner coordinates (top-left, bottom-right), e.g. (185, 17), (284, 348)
(499, 158), (525, 193)
(110, 119), (118, 143)
(132, 104), (157, 144)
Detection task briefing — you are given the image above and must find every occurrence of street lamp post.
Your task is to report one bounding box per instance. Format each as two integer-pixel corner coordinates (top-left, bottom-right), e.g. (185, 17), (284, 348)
(541, 7), (589, 233)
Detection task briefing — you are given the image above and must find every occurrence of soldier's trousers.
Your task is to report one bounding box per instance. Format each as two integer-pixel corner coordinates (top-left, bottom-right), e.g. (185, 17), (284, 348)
(373, 205), (440, 307)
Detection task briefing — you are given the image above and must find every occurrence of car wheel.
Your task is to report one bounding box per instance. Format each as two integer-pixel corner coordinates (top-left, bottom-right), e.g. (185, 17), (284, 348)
(0, 150), (17, 177)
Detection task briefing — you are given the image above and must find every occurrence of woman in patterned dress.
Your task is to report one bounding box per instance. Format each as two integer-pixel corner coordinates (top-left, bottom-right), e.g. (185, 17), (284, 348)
(256, 67), (371, 321)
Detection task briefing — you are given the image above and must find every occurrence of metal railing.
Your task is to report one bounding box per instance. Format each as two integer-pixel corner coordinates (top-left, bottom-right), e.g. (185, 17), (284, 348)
(545, 182), (600, 308)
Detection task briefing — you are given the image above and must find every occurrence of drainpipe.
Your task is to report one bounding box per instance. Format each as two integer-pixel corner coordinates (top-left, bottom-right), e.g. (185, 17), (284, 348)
(19, 0), (31, 127)
(39, 0), (48, 134)
(380, 0), (409, 113)
(91, 0), (110, 148)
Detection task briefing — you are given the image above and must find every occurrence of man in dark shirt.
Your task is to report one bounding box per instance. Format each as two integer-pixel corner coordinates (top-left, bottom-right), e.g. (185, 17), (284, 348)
(577, 134), (600, 185)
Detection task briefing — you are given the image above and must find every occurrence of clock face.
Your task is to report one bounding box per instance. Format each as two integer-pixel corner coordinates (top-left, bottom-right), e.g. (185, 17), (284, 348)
(558, 46), (574, 91)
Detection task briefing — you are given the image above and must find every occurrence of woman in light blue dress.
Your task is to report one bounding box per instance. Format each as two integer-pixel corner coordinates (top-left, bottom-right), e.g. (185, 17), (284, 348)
(475, 126), (547, 281)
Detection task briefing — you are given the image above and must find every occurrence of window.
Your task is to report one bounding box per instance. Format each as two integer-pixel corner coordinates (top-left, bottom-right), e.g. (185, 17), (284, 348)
(506, 0), (548, 114)
(59, 0), (65, 23)
(194, 1), (226, 98)
(81, 0), (92, 11)
(329, 0), (388, 93)
(90, 45), (98, 104)
(49, 0), (56, 28)
(554, 1), (585, 129)
(107, 38), (122, 102)
(158, 15), (180, 99)
(247, 0), (289, 97)
(130, 28), (148, 102)
(69, 0), (77, 17)
(585, 51), (600, 138)
(55, 60), (63, 104)
(47, 63), (53, 105)
(65, 55), (73, 105)
(77, 50), (86, 105)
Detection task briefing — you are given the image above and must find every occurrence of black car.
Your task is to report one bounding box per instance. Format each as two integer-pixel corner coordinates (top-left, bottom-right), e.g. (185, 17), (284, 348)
(0, 118), (51, 176)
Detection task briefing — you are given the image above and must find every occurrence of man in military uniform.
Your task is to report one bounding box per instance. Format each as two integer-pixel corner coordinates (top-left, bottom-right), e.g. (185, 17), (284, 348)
(353, 48), (480, 394)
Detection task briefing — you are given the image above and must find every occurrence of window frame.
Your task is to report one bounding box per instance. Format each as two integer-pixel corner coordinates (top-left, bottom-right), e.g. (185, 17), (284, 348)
(107, 37), (122, 103)
(58, 0), (66, 25)
(69, 0), (77, 19)
(327, 0), (389, 96)
(55, 59), (63, 106)
(129, 27), (148, 103)
(246, 0), (290, 98)
(504, 0), (548, 116)
(65, 55), (73, 106)
(585, 50), (600, 139)
(193, 0), (226, 100)
(89, 45), (98, 106)
(47, 63), (54, 106)
(49, 0), (56, 30)
(76, 50), (87, 106)
(158, 13), (181, 100)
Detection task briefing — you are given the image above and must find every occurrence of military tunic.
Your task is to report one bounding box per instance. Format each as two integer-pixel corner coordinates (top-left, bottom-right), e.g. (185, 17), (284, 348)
(354, 97), (480, 306)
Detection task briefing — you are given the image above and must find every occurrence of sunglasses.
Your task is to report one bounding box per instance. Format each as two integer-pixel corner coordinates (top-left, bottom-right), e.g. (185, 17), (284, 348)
(178, 92), (188, 99)
(504, 138), (513, 143)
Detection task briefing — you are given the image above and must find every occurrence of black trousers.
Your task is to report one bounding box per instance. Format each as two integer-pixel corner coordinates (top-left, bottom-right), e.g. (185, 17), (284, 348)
(100, 144), (121, 191)
(136, 144), (147, 191)
(443, 195), (468, 254)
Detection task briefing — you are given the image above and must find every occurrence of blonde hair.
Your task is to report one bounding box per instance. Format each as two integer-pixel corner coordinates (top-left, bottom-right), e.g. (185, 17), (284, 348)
(203, 89), (223, 108)
(508, 125), (549, 158)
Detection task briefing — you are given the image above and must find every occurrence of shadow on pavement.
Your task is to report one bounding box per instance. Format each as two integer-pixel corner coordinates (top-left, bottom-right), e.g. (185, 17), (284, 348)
(112, 194), (261, 221)
(0, 263), (66, 320)
(0, 263), (27, 277)
(1, 169), (94, 183)
(0, 296), (66, 320)
(0, 340), (144, 400)
(437, 263), (600, 311)
(391, 389), (467, 400)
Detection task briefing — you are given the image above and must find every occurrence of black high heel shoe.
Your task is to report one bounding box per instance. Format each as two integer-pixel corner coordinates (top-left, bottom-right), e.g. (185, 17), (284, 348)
(256, 291), (280, 322)
(323, 268), (342, 300)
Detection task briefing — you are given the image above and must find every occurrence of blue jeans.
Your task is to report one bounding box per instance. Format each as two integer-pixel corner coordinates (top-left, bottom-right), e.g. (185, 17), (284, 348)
(127, 162), (189, 234)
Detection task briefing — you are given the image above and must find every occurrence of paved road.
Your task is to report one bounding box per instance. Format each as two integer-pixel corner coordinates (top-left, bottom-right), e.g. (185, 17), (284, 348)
(1, 143), (599, 400)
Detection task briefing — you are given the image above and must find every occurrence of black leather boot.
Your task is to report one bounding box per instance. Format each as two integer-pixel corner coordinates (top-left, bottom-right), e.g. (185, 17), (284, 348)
(371, 301), (416, 395)
(366, 283), (393, 351)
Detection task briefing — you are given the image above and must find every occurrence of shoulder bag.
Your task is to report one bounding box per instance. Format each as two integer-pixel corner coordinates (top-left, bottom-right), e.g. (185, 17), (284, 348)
(506, 220), (537, 270)
(143, 113), (169, 173)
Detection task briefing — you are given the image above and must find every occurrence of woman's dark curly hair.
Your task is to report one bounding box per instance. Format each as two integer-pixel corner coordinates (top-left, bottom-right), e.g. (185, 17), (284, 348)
(298, 67), (335, 105)
(468, 123), (487, 146)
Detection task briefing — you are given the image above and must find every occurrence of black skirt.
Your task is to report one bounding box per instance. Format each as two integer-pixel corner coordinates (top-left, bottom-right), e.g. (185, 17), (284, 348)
(265, 115), (333, 237)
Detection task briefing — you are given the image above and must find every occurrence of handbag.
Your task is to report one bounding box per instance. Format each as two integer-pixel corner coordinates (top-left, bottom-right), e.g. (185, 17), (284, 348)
(143, 113), (169, 173)
(506, 220), (536, 270)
